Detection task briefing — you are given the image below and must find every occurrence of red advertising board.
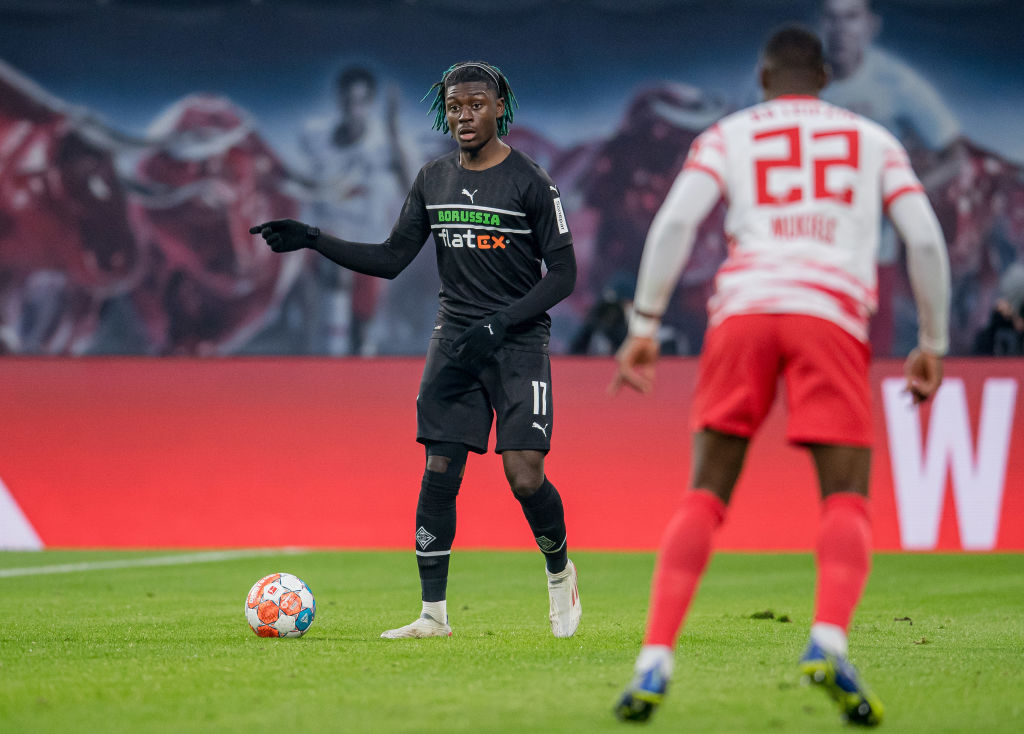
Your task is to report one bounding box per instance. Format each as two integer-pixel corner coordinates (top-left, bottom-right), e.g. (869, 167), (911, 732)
(1, 357), (1021, 551)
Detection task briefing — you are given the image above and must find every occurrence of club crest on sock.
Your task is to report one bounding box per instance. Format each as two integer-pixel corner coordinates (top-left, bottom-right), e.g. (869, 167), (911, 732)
(535, 535), (556, 552)
(416, 526), (437, 550)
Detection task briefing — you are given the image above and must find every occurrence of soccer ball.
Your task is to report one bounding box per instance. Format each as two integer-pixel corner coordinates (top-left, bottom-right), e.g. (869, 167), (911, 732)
(244, 572), (316, 638)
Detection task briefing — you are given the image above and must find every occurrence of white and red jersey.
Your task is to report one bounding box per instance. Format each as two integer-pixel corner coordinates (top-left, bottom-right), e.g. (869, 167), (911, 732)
(686, 95), (923, 342)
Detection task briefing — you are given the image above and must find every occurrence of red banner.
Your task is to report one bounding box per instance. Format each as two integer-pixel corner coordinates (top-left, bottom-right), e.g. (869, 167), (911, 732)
(1, 357), (1021, 551)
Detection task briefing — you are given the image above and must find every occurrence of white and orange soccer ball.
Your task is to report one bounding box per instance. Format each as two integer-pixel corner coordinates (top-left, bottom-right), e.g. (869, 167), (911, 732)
(244, 572), (316, 638)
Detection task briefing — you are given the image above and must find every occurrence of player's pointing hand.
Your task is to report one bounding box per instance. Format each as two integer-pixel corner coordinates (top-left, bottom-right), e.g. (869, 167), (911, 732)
(249, 219), (321, 253)
(609, 336), (660, 395)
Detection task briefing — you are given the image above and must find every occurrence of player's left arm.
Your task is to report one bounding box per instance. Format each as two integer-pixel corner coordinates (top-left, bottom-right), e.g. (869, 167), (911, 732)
(502, 175), (577, 324)
(888, 190), (951, 403)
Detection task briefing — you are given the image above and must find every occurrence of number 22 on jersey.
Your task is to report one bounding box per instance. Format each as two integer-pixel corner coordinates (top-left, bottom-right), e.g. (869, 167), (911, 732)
(753, 127), (860, 207)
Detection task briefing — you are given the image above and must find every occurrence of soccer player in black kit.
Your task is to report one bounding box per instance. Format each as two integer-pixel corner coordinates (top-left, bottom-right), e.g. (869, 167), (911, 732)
(251, 61), (581, 639)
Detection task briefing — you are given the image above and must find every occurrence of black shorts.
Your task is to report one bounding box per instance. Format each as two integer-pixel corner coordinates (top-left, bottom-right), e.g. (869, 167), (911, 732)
(416, 335), (553, 454)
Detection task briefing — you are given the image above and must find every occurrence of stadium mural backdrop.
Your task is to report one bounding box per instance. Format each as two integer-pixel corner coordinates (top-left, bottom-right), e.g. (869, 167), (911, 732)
(0, 0), (1021, 358)
(1, 1), (1022, 553)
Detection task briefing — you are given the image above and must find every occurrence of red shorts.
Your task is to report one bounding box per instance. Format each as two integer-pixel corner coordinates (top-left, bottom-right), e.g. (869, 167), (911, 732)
(691, 314), (873, 447)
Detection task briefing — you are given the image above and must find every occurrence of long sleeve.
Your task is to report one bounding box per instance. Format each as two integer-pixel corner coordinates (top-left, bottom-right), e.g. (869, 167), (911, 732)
(887, 191), (951, 355)
(311, 167), (432, 279)
(312, 231), (425, 280)
(629, 169), (722, 338)
(502, 244), (577, 325)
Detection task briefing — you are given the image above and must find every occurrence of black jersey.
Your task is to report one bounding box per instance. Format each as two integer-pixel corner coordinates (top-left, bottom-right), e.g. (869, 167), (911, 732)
(390, 148), (574, 334)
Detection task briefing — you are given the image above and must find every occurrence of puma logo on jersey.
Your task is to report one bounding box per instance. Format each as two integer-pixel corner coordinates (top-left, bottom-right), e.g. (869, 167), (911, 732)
(532, 422), (549, 437)
(461, 188), (478, 203)
(549, 185), (559, 194)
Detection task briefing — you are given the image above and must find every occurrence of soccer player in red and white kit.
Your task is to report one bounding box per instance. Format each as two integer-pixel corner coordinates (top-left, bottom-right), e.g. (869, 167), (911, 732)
(612, 26), (950, 726)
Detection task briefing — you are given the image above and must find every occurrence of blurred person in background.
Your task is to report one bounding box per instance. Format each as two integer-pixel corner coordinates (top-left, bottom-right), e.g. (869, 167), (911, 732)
(569, 272), (632, 355)
(299, 66), (417, 354)
(973, 261), (1024, 355)
(569, 272), (679, 356)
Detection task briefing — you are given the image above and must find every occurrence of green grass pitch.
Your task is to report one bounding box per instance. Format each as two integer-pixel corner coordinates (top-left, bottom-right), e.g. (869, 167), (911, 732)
(1, 550), (1020, 733)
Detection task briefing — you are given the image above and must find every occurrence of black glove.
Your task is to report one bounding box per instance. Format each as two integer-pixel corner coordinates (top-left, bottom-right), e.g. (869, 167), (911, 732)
(248, 219), (320, 253)
(452, 312), (512, 367)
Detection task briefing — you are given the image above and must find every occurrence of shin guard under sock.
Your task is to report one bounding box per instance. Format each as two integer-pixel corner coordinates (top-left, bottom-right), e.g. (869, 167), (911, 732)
(516, 478), (569, 573)
(415, 450), (465, 602)
(814, 492), (871, 632)
(643, 490), (726, 647)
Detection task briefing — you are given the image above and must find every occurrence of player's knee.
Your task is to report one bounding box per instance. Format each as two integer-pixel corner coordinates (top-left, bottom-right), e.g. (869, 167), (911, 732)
(510, 480), (543, 499)
(419, 470), (461, 514)
(425, 442), (468, 477)
(812, 446), (871, 499)
(506, 464), (545, 498)
(690, 430), (747, 504)
(425, 455), (451, 474)
(420, 442), (468, 513)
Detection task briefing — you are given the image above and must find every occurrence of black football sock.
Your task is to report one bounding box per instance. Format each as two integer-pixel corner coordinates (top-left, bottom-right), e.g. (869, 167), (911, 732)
(516, 477), (568, 574)
(415, 445), (466, 603)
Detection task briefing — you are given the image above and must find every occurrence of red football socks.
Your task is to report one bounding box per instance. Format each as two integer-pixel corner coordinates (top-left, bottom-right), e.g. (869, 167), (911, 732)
(641, 490), (869, 647)
(814, 492), (871, 631)
(643, 490), (727, 647)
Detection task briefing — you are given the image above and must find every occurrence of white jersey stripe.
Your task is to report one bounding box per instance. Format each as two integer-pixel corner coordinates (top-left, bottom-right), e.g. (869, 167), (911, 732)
(426, 204), (526, 216)
(430, 223), (532, 234)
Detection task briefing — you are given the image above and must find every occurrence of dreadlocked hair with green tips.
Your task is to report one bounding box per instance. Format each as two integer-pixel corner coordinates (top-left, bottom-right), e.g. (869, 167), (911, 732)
(424, 61), (518, 137)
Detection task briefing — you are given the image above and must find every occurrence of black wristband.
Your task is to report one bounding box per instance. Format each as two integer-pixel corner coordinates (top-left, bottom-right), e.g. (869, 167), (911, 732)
(305, 226), (320, 241)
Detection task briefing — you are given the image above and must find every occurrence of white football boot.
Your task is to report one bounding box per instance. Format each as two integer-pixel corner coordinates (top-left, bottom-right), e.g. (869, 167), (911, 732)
(380, 612), (452, 639)
(546, 559), (581, 638)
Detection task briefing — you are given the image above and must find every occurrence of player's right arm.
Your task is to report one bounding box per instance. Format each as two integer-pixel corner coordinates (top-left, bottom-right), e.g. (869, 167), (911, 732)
(249, 168), (432, 280)
(611, 164), (722, 394)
